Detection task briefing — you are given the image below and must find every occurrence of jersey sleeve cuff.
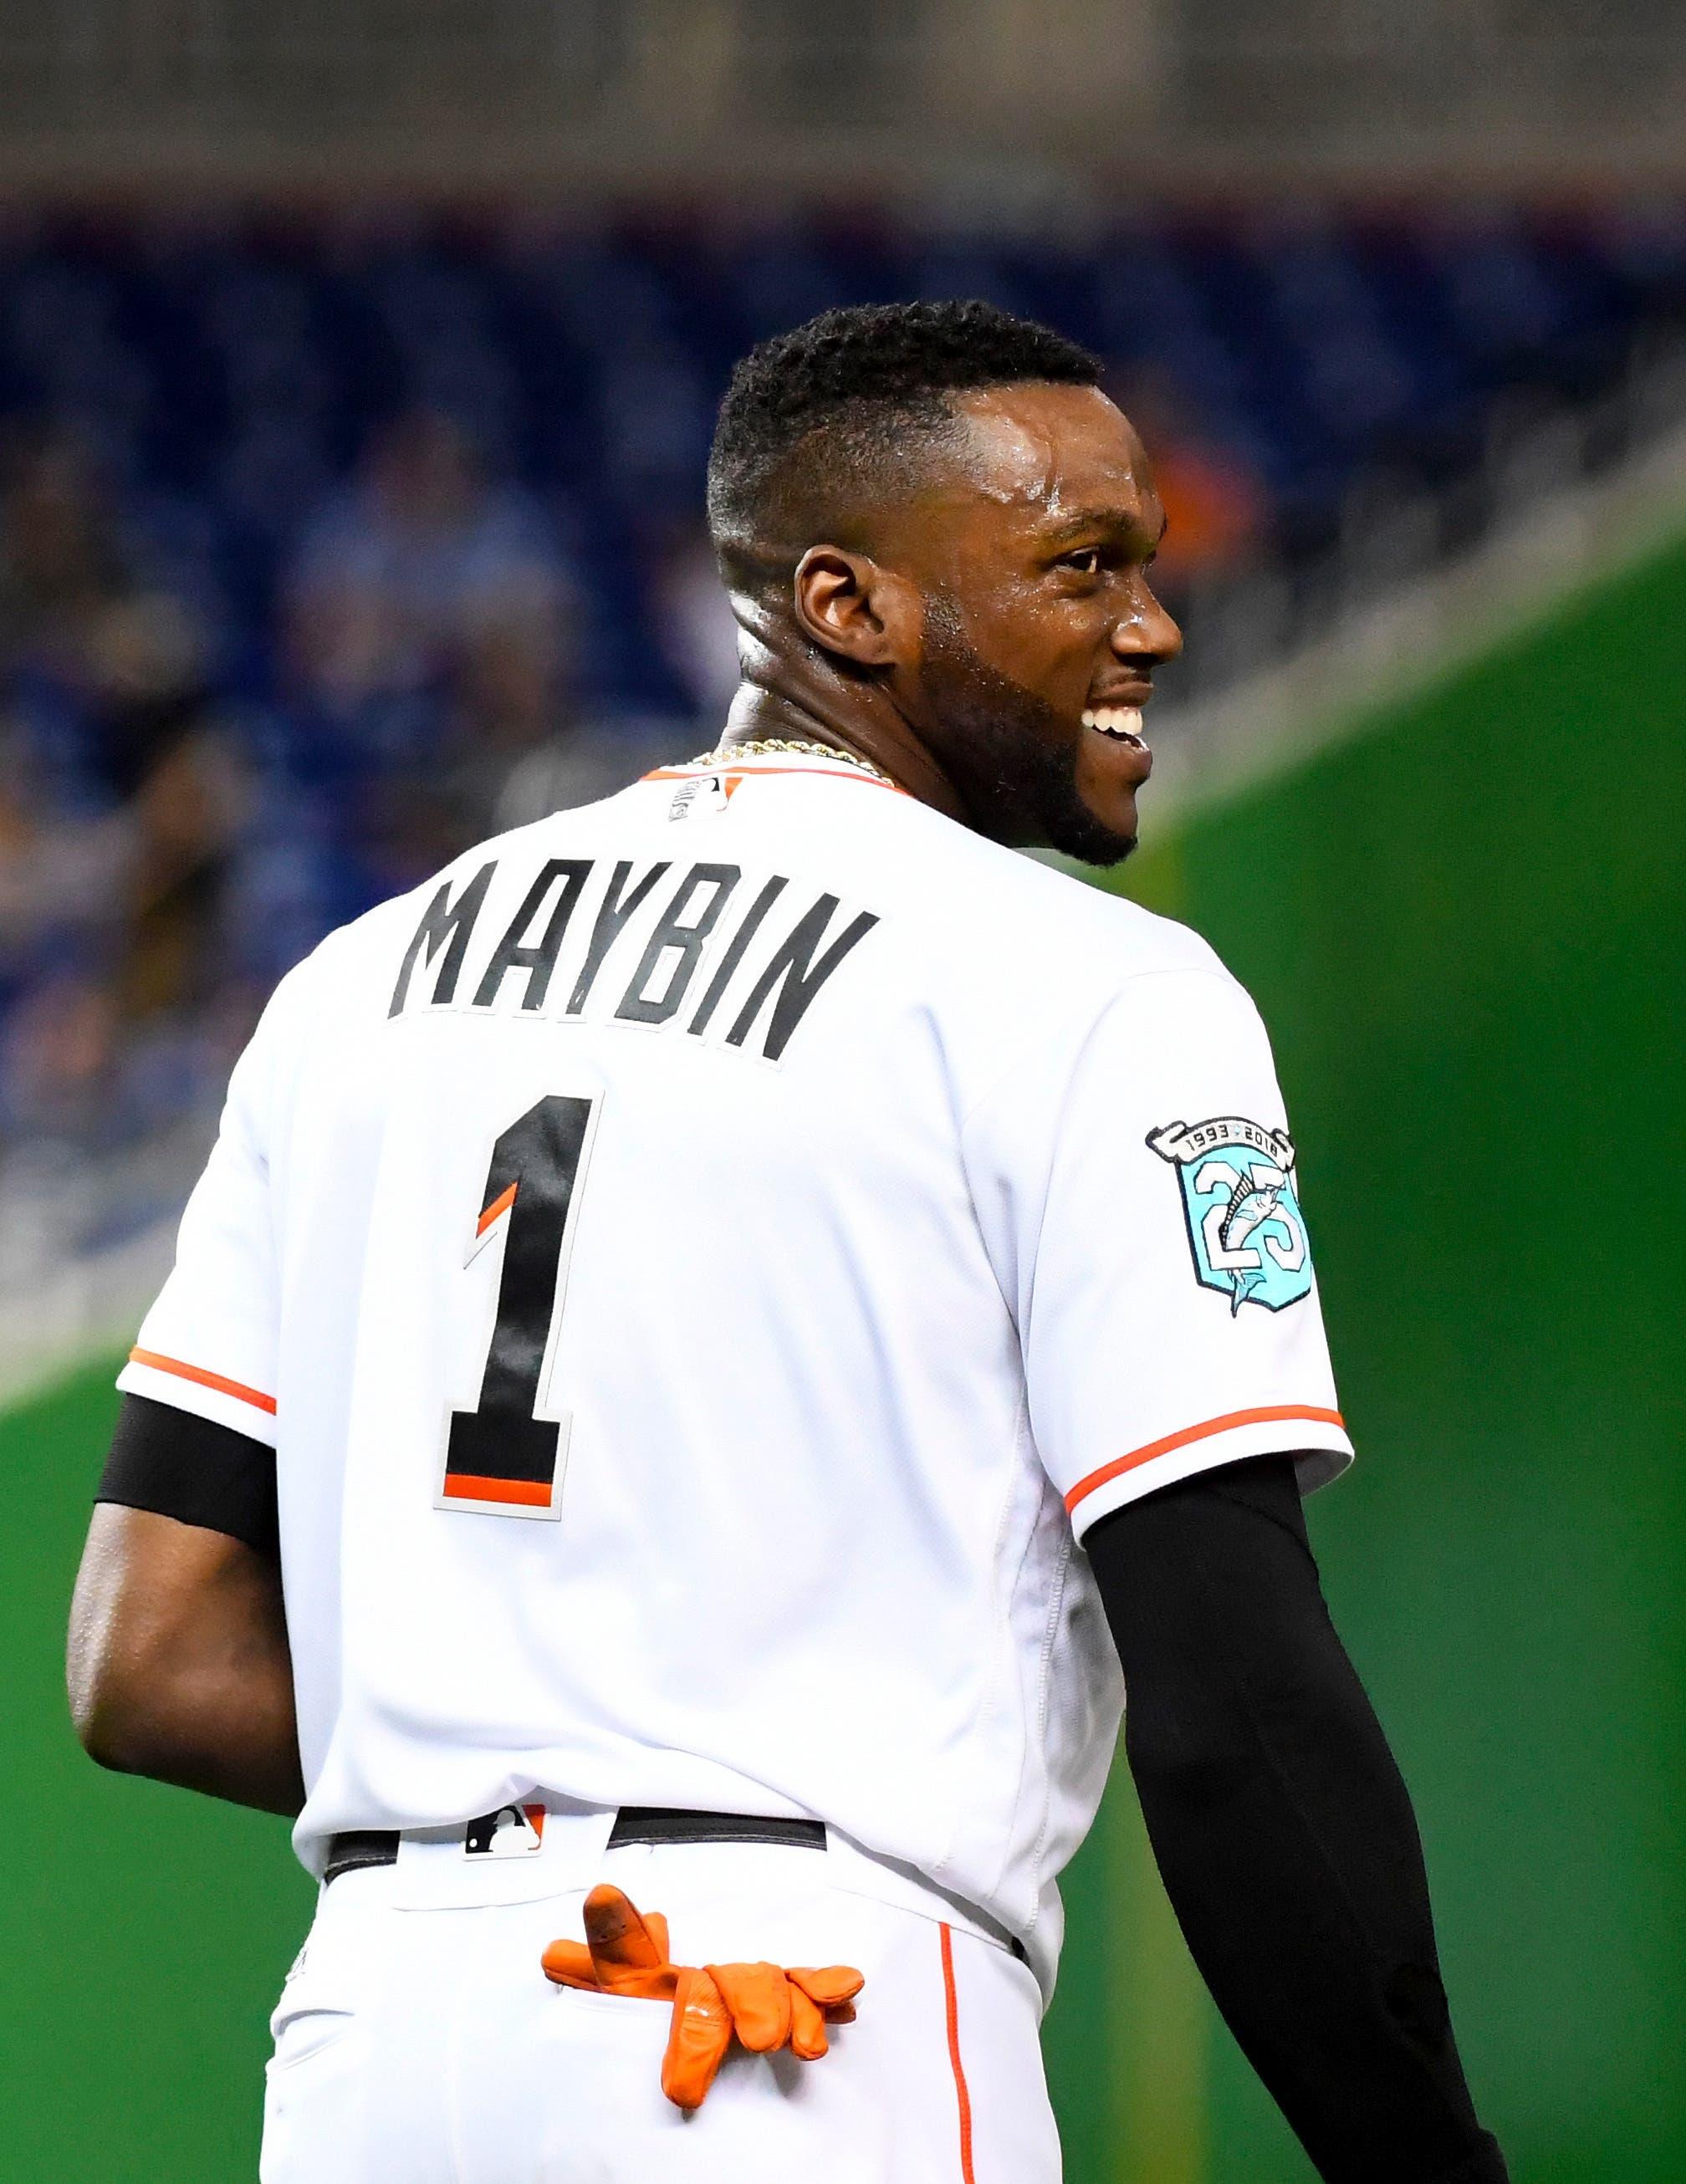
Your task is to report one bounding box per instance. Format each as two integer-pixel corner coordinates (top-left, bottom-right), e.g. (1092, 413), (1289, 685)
(1065, 1405), (1354, 1538)
(116, 1346), (279, 1449)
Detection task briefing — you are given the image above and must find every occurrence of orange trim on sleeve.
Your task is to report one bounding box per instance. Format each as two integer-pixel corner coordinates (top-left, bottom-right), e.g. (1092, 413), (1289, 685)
(938, 1923), (977, 2184)
(441, 1472), (553, 1508)
(1065, 1403), (1346, 1514)
(477, 1181), (518, 1236)
(126, 1347), (278, 1417)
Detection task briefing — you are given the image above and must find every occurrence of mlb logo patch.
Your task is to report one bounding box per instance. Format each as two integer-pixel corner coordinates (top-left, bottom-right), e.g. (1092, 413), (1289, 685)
(1147, 1116), (1315, 1314)
(668, 772), (742, 822)
(463, 1804), (547, 1858)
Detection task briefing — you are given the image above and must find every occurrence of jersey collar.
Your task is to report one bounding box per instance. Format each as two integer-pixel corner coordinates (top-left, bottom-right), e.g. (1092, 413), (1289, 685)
(642, 752), (905, 794)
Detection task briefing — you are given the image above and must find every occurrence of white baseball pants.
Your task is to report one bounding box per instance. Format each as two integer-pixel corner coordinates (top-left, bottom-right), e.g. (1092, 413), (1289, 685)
(259, 1823), (1061, 2183)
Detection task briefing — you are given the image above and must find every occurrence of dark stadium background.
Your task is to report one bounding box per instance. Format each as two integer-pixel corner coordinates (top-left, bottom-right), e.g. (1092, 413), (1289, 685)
(1, 8), (1682, 2181)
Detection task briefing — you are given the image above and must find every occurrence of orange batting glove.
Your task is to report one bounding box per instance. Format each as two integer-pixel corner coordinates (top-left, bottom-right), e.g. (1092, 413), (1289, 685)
(541, 1882), (864, 2110)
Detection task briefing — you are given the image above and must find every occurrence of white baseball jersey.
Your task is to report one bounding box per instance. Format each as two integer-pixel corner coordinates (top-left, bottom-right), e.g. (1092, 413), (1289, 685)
(120, 746), (1351, 1995)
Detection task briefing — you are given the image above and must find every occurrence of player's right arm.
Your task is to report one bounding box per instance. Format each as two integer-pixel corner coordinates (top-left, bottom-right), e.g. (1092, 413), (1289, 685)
(66, 969), (302, 1816)
(1090, 1453), (1507, 2184)
(970, 946), (1506, 2182)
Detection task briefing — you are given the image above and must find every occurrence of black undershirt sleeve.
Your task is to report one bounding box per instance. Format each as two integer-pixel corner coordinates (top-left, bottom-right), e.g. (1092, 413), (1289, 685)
(96, 1391), (279, 1557)
(1085, 1455), (1507, 2184)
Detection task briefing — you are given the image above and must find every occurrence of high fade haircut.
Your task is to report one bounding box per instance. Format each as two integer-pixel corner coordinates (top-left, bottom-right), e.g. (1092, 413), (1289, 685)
(707, 299), (1101, 600)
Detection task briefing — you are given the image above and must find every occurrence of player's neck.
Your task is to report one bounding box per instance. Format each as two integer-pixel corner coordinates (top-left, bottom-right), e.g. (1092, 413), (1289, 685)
(722, 671), (966, 824)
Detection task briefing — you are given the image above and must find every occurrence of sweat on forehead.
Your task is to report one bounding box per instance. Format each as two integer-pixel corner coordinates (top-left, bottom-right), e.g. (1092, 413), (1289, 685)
(713, 380), (1147, 595)
(705, 298), (1102, 589)
(943, 383), (1151, 518)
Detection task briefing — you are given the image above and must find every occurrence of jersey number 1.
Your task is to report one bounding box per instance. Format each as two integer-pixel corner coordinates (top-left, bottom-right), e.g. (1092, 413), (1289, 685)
(440, 1093), (599, 1519)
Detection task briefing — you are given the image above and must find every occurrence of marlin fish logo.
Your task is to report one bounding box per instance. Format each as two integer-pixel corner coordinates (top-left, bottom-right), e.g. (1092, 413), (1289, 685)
(1147, 1116), (1316, 1315)
(1219, 1170), (1285, 1314)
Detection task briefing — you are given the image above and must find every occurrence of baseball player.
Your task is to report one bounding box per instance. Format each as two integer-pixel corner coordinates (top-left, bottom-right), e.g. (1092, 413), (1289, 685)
(69, 300), (1509, 2183)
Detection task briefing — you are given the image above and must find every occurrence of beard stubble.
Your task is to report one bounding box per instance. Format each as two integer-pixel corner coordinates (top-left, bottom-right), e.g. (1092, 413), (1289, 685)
(917, 594), (1137, 867)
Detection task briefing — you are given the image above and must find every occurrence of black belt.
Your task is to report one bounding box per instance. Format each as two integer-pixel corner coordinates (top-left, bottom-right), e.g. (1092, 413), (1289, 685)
(323, 1805), (826, 1886)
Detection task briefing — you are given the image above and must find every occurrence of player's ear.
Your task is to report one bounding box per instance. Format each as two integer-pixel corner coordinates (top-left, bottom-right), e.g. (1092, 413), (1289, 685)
(794, 545), (917, 670)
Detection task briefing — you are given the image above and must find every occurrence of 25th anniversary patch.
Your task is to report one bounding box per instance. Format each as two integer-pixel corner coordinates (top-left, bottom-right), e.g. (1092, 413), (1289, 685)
(1147, 1116), (1314, 1314)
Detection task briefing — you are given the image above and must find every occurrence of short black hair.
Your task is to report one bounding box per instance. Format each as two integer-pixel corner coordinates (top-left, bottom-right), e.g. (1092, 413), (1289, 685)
(707, 299), (1101, 596)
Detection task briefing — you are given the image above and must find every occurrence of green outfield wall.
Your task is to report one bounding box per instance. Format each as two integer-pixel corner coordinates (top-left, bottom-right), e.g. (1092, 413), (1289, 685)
(3, 533), (1682, 2182)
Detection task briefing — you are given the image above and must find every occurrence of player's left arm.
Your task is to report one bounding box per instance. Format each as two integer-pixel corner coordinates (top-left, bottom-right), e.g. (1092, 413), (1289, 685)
(69, 1500), (301, 1817)
(68, 969), (302, 1816)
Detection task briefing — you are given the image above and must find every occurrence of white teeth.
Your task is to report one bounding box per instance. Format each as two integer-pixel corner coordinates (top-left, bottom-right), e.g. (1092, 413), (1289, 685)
(1081, 705), (1145, 741)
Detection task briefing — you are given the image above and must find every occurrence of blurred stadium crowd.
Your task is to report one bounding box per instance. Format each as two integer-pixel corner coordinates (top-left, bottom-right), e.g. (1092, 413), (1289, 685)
(1, 198), (1683, 1207)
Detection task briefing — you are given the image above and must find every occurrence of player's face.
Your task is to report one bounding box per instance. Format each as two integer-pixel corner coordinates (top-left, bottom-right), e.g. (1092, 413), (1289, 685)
(897, 383), (1181, 862)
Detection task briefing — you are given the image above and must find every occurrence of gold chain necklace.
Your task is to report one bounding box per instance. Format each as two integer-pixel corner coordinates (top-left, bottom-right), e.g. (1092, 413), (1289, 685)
(685, 736), (895, 787)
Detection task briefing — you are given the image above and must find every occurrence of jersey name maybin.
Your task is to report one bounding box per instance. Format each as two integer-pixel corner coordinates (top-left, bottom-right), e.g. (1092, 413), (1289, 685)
(388, 853), (881, 1065)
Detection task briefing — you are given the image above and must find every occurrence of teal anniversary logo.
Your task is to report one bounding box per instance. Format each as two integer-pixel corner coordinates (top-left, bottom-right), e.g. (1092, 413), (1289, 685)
(1147, 1116), (1314, 1314)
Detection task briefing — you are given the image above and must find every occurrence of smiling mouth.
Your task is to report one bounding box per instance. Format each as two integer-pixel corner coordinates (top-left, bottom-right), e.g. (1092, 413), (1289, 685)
(1081, 704), (1147, 751)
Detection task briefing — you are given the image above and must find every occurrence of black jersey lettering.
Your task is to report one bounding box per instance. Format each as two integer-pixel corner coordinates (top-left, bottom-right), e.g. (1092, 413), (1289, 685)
(566, 861), (670, 1015)
(389, 862), (497, 1018)
(472, 860), (592, 1013)
(395, 853), (880, 1064)
(727, 896), (881, 1062)
(616, 864), (740, 1027)
(442, 1092), (598, 1517)
(686, 875), (789, 1038)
